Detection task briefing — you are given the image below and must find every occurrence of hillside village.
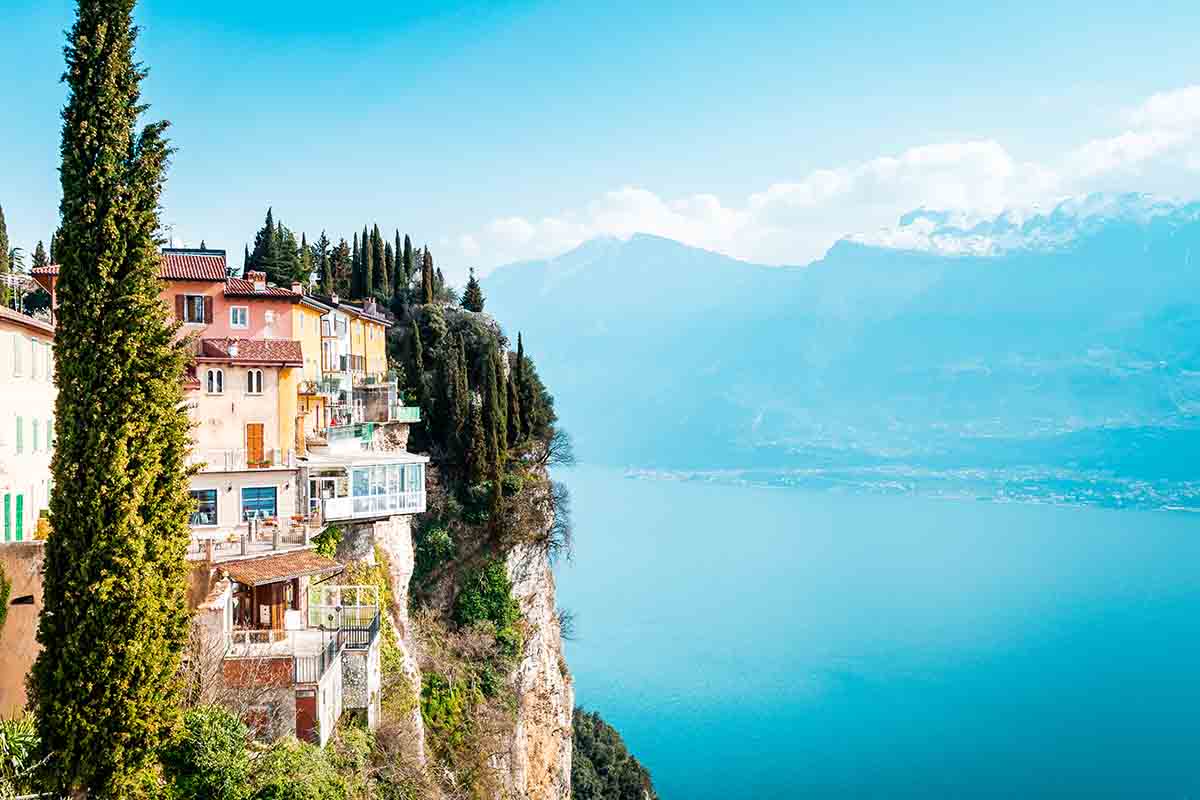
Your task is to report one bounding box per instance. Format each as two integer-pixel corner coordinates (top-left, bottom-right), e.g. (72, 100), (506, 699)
(4, 246), (429, 745)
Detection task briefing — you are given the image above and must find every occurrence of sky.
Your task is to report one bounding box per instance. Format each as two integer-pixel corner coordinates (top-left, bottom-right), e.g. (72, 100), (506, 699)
(2, 0), (1200, 283)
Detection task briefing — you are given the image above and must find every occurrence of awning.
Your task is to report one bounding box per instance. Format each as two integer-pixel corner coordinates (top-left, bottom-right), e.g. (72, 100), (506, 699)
(222, 550), (343, 587)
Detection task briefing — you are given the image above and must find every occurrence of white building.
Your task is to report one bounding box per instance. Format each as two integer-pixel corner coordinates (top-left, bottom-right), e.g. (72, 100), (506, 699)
(0, 307), (55, 542)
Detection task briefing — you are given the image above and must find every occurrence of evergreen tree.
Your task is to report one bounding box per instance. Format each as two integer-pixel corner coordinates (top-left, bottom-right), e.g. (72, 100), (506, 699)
(31, 241), (49, 269)
(30, 0), (194, 793)
(461, 268), (484, 312)
(384, 240), (394, 297)
(316, 231), (331, 293)
(371, 224), (387, 296)
(516, 333), (530, 437)
(492, 347), (508, 463)
(392, 230), (404, 300)
(506, 367), (523, 447)
(403, 234), (414, 288)
(361, 225), (372, 298)
(466, 395), (487, 485)
(482, 347), (504, 473)
(331, 238), (352, 297)
(248, 207), (276, 274)
(243, 244), (250, 275)
(435, 266), (446, 297)
(350, 231), (361, 297)
(199, 238), (206, 249)
(421, 246), (434, 304)
(0, 203), (9, 307)
(50, 227), (64, 263)
(298, 232), (312, 286)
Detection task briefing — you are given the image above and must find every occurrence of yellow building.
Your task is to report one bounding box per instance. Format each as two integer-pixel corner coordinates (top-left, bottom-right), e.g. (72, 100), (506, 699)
(293, 296), (333, 439)
(345, 299), (391, 381)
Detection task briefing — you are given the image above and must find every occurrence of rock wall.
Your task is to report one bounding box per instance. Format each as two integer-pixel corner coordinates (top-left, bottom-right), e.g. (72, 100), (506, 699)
(503, 543), (574, 800)
(0, 542), (44, 714)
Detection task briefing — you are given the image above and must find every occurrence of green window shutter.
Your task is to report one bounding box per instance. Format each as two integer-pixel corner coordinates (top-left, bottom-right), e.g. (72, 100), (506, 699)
(15, 495), (23, 542)
(3, 494), (9, 542)
(32, 420), (39, 452)
(15, 417), (22, 455)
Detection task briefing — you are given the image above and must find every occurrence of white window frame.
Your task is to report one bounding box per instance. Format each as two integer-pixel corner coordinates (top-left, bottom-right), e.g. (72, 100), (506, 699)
(230, 306), (249, 329)
(246, 368), (264, 395)
(206, 367), (224, 395)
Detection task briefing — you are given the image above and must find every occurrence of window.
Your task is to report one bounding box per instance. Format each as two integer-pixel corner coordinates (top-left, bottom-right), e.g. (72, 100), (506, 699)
(30, 340), (40, 380)
(181, 295), (207, 324)
(206, 368), (224, 394)
(190, 489), (218, 526)
(230, 306), (249, 329)
(15, 417), (22, 455)
(241, 486), (278, 521)
(32, 419), (39, 453)
(246, 368), (263, 395)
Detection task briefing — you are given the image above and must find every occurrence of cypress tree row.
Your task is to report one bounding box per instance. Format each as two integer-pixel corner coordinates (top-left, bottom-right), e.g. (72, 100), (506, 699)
(30, 0), (195, 793)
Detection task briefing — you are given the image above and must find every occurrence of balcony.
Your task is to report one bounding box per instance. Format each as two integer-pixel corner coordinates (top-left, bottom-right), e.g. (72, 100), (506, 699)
(321, 490), (426, 522)
(390, 405), (421, 423)
(298, 377), (342, 399)
(190, 448), (296, 472)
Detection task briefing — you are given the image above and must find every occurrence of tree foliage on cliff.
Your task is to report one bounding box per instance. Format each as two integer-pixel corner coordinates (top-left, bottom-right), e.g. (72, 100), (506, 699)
(29, 0), (195, 793)
(572, 708), (658, 800)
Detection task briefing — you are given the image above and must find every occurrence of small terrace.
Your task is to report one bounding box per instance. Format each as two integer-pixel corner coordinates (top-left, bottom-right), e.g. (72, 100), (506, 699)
(303, 452), (428, 523)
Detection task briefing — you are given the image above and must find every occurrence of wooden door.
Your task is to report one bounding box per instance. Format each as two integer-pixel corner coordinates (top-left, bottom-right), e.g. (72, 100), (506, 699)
(246, 423), (265, 466)
(269, 582), (287, 632)
(296, 692), (318, 743)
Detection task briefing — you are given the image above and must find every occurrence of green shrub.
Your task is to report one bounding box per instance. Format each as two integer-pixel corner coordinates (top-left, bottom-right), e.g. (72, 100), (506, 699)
(453, 560), (523, 660)
(161, 706), (249, 800)
(249, 737), (346, 800)
(413, 526), (454, 582)
(419, 674), (475, 752)
(500, 472), (524, 497)
(0, 714), (39, 794)
(311, 525), (344, 559)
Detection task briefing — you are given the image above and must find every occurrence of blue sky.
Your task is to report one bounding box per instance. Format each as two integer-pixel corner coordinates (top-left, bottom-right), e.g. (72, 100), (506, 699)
(3, 0), (1200, 280)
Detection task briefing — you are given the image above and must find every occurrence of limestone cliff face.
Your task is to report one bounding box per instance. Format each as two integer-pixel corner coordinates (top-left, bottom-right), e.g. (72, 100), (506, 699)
(502, 543), (574, 800)
(369, 517), (573, 799)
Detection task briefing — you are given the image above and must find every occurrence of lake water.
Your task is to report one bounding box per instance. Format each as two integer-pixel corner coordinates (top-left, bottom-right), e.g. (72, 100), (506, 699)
(555, 466), (1200, 799)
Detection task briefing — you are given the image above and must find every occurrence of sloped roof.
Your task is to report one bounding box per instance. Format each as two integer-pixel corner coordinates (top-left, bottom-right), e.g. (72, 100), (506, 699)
(35, 251), (228, 282)
(0, 305), (54, 336)
(196, 337), (303, 366)
(224, 276), (301, 299)
(222, 550), (342, 587)
(160, 251), (227, 281)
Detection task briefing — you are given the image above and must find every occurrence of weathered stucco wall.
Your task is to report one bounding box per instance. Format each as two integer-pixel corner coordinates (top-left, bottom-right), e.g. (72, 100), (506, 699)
(0, 543), (44, 715)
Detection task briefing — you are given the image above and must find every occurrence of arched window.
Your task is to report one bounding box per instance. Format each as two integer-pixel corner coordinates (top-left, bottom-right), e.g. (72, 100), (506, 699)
(206, 368), (223, 394)
(246, 369), (263, 395)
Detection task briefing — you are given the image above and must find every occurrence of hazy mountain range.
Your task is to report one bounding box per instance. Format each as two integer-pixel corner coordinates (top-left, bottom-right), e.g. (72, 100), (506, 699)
(483, 193), (1200, 507)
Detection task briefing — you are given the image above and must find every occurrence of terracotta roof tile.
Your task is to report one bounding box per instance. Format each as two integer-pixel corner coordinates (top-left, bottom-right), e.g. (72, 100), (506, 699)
(37, 252), (228, 282)
(197, 337), (304, 366)
(224, 276), (301, 298)
(222, 550), (343, 587)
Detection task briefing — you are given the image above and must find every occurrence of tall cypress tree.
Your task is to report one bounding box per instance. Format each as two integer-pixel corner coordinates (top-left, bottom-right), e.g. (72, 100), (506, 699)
(0, 203), (9, 307)
(466, 395), (487, 485)
(461, 267), (484, 312)
(361, 225), (373, 298)
(421, 246), (434, 304)
(506, 366), (523, 447)
(350, 231), (361, 297)
(516, 333), (530, 437)
(30, 0), (194, 793)
(482, 347), (504, 473)
(402, 234), (414, 288)
(392, 230), (403, 301)
(371, 224), (387, 296)
(243, 243), (250, 275)
(298, 231), (312, 286)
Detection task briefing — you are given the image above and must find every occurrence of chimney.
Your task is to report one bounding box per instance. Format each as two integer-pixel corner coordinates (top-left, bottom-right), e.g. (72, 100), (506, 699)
(247, 270), (267, 292)
(330, 293), (339, 305)
(364, 298), (376, 315)
(291, 281), (303, 295)
(228, 341), (240, 358)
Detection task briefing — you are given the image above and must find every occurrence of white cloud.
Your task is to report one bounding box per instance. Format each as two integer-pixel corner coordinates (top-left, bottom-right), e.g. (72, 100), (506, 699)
(452, 84), (1200, 273)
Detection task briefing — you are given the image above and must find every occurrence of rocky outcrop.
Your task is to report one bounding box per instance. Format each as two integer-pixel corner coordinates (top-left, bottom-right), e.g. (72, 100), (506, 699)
(503, 543), (574, 800)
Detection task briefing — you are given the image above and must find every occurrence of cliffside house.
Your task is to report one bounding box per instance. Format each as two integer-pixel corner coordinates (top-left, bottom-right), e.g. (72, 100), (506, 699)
(192, 549), (383, 745)
(0, 306), (55, 543)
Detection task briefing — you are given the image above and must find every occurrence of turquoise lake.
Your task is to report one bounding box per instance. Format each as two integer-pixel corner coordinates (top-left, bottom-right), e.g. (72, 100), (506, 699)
(555, 466), (1200, 799)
